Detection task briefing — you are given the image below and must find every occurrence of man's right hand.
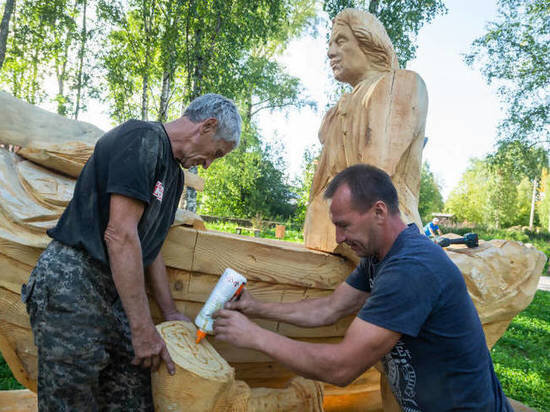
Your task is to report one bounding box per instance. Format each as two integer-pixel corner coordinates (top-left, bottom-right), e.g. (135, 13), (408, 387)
(130, 323), (175, 375)
(224, 289), (259, 316)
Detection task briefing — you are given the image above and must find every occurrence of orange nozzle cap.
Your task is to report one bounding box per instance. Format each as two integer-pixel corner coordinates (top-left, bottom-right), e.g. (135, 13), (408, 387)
(196, 330), (207, 344)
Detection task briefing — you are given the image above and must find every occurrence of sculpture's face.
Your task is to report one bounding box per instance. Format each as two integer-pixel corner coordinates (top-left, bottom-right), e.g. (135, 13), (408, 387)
(328, 21), (371, 86)
(329, 184), (382, 258)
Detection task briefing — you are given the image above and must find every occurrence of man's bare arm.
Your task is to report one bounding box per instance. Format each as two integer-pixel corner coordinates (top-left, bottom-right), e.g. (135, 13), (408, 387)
(105, 194), (174, 374)
(225, 282), (368, 327)
(214, 311), (400, 386)
(146, 253), (189, 321)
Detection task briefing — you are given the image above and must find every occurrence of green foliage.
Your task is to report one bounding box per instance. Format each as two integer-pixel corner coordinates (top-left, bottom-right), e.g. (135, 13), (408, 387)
(204, 220), (304, 243)
(465, 0), (549, 148)
(197, 130), (296, 220)
(491, 291), (550, 411)
(323, 0), (447, 67)
(445, 159), (489, 224)
(445, 157), (547, 228)
(539, 170), (550, 231)
(0, 0), (97, 116)
(292, 145), (320, 228)
(418, 162), (444, 223)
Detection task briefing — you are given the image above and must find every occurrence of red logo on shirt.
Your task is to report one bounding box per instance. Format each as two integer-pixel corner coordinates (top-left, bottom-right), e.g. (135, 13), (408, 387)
(153, 181), (164, 201)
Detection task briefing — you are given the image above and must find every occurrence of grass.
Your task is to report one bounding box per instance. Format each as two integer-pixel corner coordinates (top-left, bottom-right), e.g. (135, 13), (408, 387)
(204, 220), (304, 243)
(490, 290), (550, 411)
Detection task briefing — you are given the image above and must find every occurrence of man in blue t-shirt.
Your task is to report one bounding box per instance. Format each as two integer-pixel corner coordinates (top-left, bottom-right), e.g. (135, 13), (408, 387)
(424, 217), (442, 237)
(214, 164), (512, 411)
(22, 94), (241, 411)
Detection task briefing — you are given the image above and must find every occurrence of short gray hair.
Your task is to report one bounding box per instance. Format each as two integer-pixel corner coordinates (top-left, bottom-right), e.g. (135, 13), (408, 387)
(184, 93), (242, 147)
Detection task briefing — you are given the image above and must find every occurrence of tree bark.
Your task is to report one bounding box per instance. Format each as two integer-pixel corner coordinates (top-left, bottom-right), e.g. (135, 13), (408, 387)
(74, 0), (87, 119)
(529, 178), (537, 230)
(0, 0), (16, 70)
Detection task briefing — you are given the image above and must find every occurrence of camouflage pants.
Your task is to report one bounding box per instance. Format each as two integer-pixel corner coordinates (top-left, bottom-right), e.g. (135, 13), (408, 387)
(22, 240), (153, 412)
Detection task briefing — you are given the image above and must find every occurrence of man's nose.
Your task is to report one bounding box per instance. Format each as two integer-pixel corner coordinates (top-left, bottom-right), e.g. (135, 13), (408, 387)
(203, 159), (213, 170)
(335, 227), (346, 244)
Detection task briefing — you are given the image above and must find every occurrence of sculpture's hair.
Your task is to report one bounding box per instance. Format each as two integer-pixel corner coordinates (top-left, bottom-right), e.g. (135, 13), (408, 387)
(333, 9), (398, 71)
(324, 164), (400, 215)
(184, 93), (242, 147)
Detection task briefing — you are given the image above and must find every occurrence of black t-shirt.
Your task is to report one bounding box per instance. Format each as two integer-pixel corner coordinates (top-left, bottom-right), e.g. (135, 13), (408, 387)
(346, 224), (512, 412)
(48, 120), (184, 268)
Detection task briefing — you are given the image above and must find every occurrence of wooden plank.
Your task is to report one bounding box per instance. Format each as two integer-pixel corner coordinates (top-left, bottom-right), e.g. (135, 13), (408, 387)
(163, 227), (354, 290)
(182, 169), (205, 192)
(0, 390), (37, 412)
(161, 228), (197, 271)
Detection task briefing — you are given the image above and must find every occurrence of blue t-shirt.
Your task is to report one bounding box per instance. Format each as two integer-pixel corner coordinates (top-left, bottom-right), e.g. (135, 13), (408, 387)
(423, 221), (439, 236)
(346, 224), (512, 411)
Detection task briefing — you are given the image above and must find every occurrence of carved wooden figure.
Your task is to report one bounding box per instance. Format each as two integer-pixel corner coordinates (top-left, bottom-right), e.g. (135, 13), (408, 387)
(304, 9), (428, 257)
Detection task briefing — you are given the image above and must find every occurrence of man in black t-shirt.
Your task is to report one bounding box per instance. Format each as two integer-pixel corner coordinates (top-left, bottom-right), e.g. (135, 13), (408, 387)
(22, 94), (241, 411)
(214, 164), (513, 411)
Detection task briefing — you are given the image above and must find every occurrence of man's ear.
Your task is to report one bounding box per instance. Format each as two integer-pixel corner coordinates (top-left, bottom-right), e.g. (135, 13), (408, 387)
(374, 201), (388, 218)
(200, 118), (218, 135)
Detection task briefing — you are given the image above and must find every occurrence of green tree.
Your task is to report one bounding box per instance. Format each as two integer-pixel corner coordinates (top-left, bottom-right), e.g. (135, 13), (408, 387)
(487, 140), (548, 229)
(292, 145), (320, 228)
(0, 0), (16, 70)
(323, 0), (447, 67)
(418, 162), (444, 223)
(538, 169), (550, 231)
(483, 170), (518, 228)
(465, 0), (549, 147)
(197, 130), (296, 220)
(445, 159), (490, 225)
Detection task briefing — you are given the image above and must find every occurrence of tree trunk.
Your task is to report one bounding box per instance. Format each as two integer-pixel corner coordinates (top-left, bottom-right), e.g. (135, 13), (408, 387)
(529, 178), (537, 230)
(368, 0), (379, 15)
(74, 0), (87, 120)
(0, 0), (16, 70)
(185, 166), (198, 212)
(158, 71), (171, 122)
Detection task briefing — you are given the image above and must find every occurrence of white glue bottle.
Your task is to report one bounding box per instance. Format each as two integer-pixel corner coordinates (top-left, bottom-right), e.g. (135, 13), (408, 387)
(195, 268), (247, 344)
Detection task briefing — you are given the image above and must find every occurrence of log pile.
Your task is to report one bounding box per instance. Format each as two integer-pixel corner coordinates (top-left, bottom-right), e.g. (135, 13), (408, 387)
(0, 89), (546, 411)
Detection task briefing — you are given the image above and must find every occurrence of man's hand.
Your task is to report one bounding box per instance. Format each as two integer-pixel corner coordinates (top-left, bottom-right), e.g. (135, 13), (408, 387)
(164, 311), (191, 322)
(223, 289), (259, 316)
(212, 309), (261, 348)
(131, 323), (175, 375)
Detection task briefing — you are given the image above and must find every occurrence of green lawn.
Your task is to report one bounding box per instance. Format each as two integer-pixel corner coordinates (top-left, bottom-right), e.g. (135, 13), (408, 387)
(491, 290), (549, 411)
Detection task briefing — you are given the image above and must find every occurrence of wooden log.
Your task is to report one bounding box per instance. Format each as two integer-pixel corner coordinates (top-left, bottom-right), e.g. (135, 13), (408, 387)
(248, 377), (324, 412)
(16, 160), (75, 208)
(0, 389), (38, 412)
(162, 227), (354, 290)
(152, 321), (324, 412)
(0, 91), (102, 148)
(152, 321), (236, 411)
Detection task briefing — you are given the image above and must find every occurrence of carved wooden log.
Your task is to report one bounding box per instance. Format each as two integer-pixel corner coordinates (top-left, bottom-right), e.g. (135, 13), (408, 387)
(152, 321), (236, 411)
(152, 321), (324, 412)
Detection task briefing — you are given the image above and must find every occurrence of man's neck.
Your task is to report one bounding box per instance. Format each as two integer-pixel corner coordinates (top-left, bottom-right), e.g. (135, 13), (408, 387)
(376, 216), (407, 261)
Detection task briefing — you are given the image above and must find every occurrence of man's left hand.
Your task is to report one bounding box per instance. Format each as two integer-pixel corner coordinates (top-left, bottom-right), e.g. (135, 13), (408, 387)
(164, 311), (191, 322)
(213, 309), (260, 348)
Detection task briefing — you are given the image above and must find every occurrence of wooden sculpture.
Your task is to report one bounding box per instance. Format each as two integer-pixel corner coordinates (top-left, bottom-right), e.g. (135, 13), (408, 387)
(303, 9), (428, 256)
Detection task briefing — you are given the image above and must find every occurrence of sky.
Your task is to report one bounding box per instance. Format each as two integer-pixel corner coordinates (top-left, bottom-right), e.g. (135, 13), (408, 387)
(74, 0), (503, 200)
(256, 0), (503, 199)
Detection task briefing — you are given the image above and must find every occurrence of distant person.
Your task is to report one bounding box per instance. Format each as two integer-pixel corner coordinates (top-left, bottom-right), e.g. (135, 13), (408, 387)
(424, 217), (443, 237)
